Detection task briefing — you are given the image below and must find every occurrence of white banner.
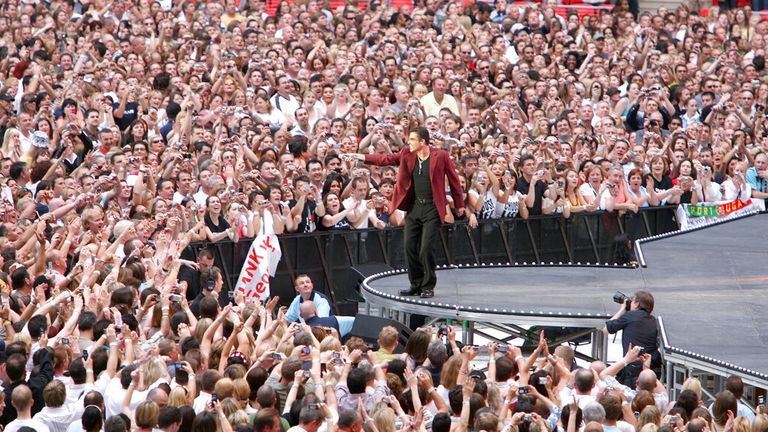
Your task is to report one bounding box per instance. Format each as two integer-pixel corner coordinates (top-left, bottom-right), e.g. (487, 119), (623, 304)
(234, 234), (281, 301)
(676, 199), (765, 231)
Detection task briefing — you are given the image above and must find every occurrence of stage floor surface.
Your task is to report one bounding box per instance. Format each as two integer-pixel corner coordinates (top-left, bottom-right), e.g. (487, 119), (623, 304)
(363, 213), (768, 379)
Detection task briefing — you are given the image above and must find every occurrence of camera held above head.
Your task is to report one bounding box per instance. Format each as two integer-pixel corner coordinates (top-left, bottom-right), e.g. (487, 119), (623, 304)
(613, 291), (632, 311)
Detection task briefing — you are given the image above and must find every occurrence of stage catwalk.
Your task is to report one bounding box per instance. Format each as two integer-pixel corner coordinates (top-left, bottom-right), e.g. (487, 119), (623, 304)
(362, 213), (768, 382)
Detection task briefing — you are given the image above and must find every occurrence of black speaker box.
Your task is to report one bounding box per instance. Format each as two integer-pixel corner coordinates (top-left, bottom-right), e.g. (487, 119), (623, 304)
(334, 263), (396, 316)
(345, 314), (413, 350)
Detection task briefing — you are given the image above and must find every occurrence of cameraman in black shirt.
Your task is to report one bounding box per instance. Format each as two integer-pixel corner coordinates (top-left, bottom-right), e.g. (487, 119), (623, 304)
(603, 290), (661, 387)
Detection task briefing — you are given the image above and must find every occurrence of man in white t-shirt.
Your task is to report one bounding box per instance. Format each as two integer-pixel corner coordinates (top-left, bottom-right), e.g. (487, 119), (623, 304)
(270, 75), (300, 121)
(342, 177), (385, 229)
(559, 368), (597, 409)
(419, 77), (459, 117)
(6, 385), (51, 432)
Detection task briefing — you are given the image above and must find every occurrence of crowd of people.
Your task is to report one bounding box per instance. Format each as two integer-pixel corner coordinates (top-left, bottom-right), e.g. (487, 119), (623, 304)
(0, 0), (767, 429)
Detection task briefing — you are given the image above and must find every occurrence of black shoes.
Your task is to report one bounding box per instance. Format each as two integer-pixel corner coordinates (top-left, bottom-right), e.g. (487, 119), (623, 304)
(398, 288), (435, 298)
(399, 288), (421, 296)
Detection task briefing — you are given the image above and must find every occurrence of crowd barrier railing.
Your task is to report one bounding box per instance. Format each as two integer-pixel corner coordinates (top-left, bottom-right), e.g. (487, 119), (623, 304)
(185, 206), (682, 311)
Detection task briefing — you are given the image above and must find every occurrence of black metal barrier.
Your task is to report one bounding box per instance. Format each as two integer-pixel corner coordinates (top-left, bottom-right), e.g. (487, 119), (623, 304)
(186, 206), (680, 311)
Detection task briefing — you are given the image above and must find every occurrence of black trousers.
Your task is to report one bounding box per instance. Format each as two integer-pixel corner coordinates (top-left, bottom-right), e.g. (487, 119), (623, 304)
(404, 200), (440, 292)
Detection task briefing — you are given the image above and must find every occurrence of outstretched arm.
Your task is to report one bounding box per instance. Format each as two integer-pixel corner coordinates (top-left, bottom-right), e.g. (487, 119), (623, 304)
(348, 149), (404, 167)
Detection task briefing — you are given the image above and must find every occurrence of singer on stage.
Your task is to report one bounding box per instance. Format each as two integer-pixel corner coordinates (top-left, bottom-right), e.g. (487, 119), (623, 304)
(348, 127), (469, 298)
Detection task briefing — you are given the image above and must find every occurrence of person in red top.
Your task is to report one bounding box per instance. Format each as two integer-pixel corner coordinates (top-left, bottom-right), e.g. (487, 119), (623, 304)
(347, 127), (469, 298)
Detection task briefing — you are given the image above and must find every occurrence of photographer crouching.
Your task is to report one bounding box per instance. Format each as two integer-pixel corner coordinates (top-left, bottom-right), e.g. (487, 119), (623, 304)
(603, 290), (662, 387)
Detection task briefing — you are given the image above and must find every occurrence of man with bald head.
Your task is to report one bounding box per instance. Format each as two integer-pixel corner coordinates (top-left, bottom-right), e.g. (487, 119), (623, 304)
(584, 421), (605, 432)
(687, 418), (707, 432)
(147, 387), (169, 408)
(590, 361), (607, 375)
(297, 301), (355, 338)
(562, 368), (597, 409)
(599, 346), (669, 412)
(300, 301), (342, 335)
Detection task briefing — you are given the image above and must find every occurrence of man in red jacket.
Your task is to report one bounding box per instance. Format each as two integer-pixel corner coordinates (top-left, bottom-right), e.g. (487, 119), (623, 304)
(347, 127), (470, 298)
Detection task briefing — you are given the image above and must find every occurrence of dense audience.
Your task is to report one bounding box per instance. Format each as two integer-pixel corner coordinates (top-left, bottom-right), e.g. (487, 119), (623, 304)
(0, 0), (766, 430)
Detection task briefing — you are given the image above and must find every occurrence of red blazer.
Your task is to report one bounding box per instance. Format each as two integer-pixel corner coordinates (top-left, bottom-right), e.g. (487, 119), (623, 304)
(365, 146), (465, 223)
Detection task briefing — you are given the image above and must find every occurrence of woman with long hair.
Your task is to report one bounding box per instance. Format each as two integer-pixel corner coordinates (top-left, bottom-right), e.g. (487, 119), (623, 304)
(588, 81), (605, 107)
(721, 161), (751, 201)
(253, 94), (288, 129)
(467, 167), (502, 219)
(494, 169), (530, 219)
(204, 195), (238, 242)
(712, 391), (738, 432)
(645, 156), (678, 204)
(564, 169), (595, 212)
(673, 159), (699, 205)
(402, 328), (431, 369)
(319, 192), (361, 230)
(125, 119), (149, 145)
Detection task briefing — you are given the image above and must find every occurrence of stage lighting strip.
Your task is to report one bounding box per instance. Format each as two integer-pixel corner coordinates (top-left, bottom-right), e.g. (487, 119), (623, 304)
(362, 261), (632, 318)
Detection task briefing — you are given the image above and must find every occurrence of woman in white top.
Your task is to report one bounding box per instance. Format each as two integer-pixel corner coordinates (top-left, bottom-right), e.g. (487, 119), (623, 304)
(253, 94), (287, 129)
(579, 165), (604, 205)
(467, 167), (501, 219)
(325, 84), (351, 119)
(301, 89), (325, 129)
(494, 170), (529, 219)
(543, 173), (571, 218)
(250, 190), (286, 235)
(721, 162), (752, 201)
(625, 168), (660, 208)
(694, 163), (722, 202)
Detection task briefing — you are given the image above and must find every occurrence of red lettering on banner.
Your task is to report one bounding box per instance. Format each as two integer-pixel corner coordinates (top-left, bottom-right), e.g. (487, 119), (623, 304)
(255, 273), (271, 293)
(240, 248), (264, 285)
(261, 236), (274, 251)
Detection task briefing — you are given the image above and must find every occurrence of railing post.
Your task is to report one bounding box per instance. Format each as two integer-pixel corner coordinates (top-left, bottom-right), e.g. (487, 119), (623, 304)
(464, 224), (480, 265)
(439, 225), (454, 265)
(583, 214), (601, 262)
(524, 219), (541, 263)
(498, 220), (515, 264)
(558, 217), (574, 263)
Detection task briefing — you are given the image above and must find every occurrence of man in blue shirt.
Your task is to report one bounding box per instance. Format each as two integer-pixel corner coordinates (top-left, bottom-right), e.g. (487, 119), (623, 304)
(707, 375), (756, 421)
(745, 152), (768, 206)
(285, 274), (332, 323)
(284, 274), (354, 337)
